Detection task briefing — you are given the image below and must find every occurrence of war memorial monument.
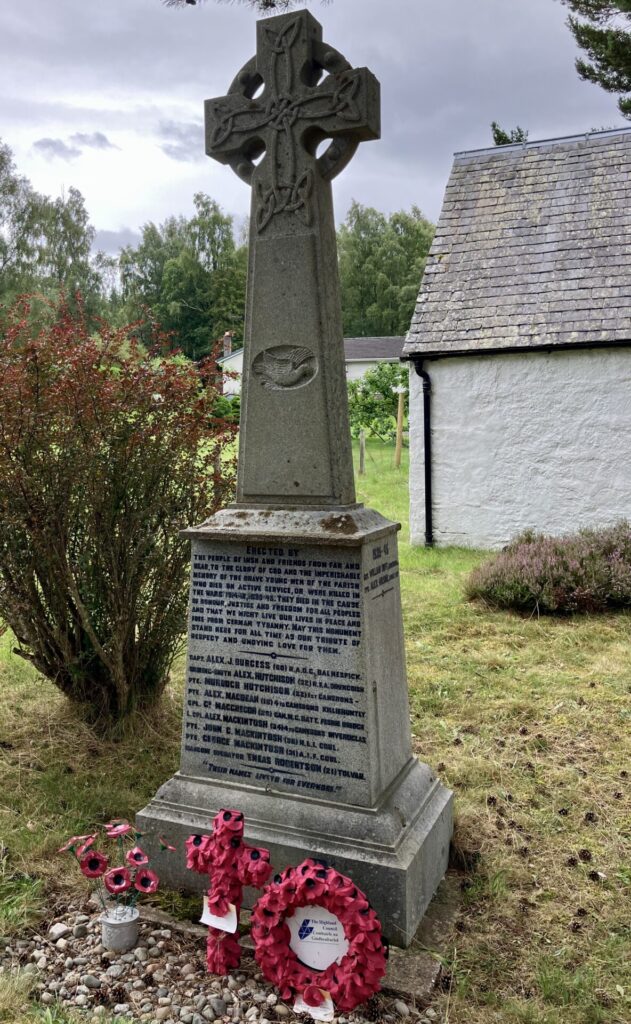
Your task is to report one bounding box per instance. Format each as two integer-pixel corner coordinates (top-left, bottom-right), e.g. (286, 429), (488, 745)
(139, 9), (453, 946)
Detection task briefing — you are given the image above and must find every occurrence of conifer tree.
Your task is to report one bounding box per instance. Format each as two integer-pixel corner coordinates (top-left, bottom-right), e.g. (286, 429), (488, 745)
(491, 122), (529, 145)
(562, 1), (631, 118)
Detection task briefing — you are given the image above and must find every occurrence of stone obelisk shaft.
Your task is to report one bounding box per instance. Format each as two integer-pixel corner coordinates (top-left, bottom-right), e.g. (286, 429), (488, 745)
(203, 11), (380, 506)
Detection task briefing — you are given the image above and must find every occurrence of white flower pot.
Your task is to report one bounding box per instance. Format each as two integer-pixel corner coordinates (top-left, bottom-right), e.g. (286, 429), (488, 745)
(100, 906), (140, 952)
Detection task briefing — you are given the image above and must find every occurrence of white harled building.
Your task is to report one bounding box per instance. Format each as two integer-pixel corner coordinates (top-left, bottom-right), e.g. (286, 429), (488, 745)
(403, 128), (631, 549)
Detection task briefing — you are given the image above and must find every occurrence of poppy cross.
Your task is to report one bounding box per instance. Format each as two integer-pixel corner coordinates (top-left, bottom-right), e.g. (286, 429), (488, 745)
(186, 809), (272, 973)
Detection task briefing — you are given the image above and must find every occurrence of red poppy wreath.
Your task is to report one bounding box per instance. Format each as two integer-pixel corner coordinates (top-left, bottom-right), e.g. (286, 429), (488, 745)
(251, 859), (388, 1012)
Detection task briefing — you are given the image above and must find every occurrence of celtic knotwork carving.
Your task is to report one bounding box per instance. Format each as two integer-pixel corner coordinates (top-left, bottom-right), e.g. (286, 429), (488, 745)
(209, 108), (235, 149)
(263, 18), (299, 58)
(205, 12), (379, 232)
(256, 169), (314, 233)
(331, 75), (362, 122)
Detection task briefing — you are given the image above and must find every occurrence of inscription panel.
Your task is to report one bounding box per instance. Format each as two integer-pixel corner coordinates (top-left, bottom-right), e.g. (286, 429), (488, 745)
(180, 541), (397, 807)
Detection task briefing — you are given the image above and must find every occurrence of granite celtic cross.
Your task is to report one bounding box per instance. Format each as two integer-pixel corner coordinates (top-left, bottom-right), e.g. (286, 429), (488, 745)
(205, 10), (380, 507)
(141, 13), (453, 944)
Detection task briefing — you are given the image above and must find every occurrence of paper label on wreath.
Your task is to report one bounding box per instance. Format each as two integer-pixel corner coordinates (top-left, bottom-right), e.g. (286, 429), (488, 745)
(200, 896), (238, 933)
(287, 906), (349, 971)
(294, 991), (335, 1022)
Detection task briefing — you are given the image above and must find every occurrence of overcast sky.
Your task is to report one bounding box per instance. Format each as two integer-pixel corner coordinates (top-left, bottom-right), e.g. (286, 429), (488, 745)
(0, 0), (624, 253)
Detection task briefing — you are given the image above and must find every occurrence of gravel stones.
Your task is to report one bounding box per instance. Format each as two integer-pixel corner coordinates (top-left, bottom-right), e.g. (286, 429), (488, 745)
(208, 995), (227, 1016)
(0, 909), (425, 1023)
(81, 974), (101, 988)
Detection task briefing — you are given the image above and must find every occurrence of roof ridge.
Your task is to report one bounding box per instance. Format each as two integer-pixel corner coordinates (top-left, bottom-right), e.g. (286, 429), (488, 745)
(454, 126), (631, 160)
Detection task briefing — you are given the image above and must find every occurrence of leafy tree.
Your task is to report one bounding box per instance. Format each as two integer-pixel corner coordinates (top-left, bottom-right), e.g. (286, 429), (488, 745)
(119, 194), (247, 360)
(347, 362), (408, 442)
(0, 139), (101, 315)
(491, 122), (529, 145)
(0, 141), (32, 285)
(0, 295), (237, 731)
(561, 1), (631, 118)
(337, 202), (434, 339)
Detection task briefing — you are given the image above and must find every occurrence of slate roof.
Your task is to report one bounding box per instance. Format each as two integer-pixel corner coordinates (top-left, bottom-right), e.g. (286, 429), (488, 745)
(344, 337), (404, 360)
(403, 128), (631, 359)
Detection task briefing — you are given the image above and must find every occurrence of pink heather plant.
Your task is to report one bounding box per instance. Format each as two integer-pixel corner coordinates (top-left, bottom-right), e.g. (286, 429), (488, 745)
(467, 522), (631, 614)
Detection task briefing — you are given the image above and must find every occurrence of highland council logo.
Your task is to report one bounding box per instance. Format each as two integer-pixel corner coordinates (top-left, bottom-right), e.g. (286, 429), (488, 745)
(298, 919), (314, 940)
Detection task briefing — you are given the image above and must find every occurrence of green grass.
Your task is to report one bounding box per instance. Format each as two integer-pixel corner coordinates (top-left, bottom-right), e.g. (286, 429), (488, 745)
(355, 440), (631, 1024)
(0, 438), (629, 1024)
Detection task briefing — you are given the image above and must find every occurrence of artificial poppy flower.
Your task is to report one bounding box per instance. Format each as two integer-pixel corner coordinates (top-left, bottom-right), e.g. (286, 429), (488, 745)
(214, 809), (244, 834)
(134, 868), (159, 894)
(300, 873), (328, 899)
(58, 834), (92, 854)
(242, 847), (272, 888)
(207, 893), (231, 917)
(185, 833), (213, 872)
(75, 834), (99, 858)
(79, 850), (108, 878)
(303, 985), (325, 1008)
(207, 929), (241, 974)
(256, 888), (287, 914)
(105, 820), (132, 839)
(213, 845), (236, 869)
(159, 836), (176, 852)
(331, 874), (357, 901)
(125, 846), (149, 867)
(104, 867), (132, 894)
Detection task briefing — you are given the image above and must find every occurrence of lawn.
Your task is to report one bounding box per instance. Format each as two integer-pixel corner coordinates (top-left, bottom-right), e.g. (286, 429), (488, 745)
(0, 439), (629, 1024)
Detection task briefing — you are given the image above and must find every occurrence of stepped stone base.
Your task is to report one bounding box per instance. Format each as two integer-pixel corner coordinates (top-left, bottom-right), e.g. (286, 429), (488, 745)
(138, 757), (452, 947)
(138, 505), (453, 947)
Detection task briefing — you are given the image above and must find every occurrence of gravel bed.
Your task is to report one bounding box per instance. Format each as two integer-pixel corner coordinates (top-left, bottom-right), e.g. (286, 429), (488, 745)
(0, 906), (436, 1024)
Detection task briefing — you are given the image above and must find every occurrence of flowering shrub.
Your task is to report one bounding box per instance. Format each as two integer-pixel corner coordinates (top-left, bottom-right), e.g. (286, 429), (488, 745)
(467, 523), (631, 614)
(58, 819), (174, 912)
(0, 296), (237, 730)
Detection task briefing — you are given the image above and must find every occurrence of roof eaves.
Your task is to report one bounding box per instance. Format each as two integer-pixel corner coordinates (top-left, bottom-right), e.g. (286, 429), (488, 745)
(401, 337), (631, 361)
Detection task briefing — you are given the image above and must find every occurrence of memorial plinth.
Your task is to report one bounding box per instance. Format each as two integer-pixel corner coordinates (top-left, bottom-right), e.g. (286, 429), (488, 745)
(138, 10), (452, 947)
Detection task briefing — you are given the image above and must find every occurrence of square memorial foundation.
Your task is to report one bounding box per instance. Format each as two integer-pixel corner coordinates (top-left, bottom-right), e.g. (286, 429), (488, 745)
(138, 507), (453, 946)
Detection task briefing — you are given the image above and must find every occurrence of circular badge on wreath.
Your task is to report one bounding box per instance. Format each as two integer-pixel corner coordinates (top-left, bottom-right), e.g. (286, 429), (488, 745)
(251, 859), (388, 1013)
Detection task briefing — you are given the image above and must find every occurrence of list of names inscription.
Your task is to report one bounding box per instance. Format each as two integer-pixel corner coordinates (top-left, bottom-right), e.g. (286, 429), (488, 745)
(182, 543), (383, 799)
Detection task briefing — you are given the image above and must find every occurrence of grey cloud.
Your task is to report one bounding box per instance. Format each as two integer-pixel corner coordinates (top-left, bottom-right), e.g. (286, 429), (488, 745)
(33, 136), (81, 161)
(3, 0), (627, 230)
(0, 95), (161, 131)
(158, 119), (205, 162)
(32, 129), (119, 163)
(70, 131), (119, 150)
(93, 227), (141, 254)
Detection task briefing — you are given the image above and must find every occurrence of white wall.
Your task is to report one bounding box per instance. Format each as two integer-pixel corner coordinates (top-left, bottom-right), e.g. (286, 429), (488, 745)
(220, 350), (244, 396)
(345, 359), (397, 381)
(409, 348), (631, 549)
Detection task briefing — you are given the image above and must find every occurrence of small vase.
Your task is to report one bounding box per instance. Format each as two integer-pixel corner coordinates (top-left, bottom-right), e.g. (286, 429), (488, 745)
(100, 905), (140, 952)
